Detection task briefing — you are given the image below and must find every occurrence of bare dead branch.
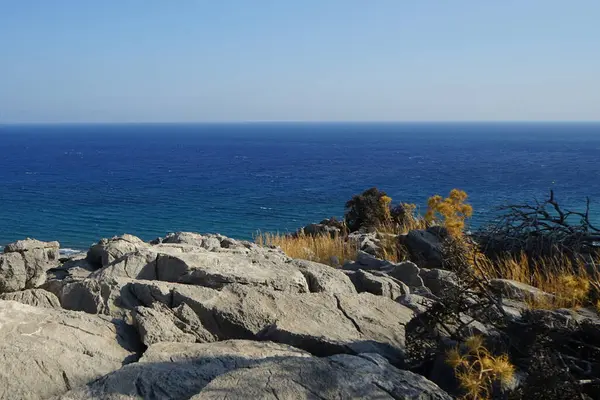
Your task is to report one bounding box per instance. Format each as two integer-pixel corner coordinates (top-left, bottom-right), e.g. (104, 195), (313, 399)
(477, 190), (600, 259)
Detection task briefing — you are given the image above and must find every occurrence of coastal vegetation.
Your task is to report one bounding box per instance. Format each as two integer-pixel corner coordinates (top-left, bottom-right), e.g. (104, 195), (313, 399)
(446, 335), (515, 400)
(257, 187), (600, 311)
(255, 230), (358, 266)
(256, 187), (600, 399)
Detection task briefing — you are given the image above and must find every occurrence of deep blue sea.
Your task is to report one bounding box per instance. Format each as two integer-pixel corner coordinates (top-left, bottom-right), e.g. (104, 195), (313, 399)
(0, 123), (599, 251)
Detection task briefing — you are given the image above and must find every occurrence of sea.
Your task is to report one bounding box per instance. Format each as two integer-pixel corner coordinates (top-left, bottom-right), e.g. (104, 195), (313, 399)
(0, 122), (599, 252)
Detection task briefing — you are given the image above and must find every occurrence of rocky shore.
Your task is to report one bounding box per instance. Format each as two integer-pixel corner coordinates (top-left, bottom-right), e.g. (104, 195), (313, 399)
(0, 230), (598, 399)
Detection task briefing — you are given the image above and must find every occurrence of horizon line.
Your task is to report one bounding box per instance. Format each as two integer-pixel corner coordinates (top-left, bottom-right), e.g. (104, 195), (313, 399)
(2, 120), (600, 126)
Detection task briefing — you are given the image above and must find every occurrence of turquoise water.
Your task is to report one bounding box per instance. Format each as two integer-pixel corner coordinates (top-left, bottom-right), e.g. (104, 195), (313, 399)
(0, 122), (599, 250)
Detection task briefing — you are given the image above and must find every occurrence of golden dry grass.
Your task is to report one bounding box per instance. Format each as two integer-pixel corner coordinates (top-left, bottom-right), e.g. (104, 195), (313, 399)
(376, 233), (403, 263)
(446, 335), (515, 400)
(255, 232), (358, 267)
(254, 184), (599, 312)
(475, 251), (600, 309)
(374, 208), (427, 263)
(377, 218), (427, 237)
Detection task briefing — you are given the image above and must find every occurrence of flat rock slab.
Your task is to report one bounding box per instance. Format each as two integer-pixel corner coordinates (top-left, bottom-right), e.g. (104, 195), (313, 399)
(59, 342), (449, 400)
(47, 254), (97, 281)
(169, 284), (414, 363)
(0, 300), (141, 399)
(91, 247), (310, 293)
(156, 251), (308, 292)
(193, 353), (451, 400)
(290, 259), (357, 295)
(58, 340), (312, 400)
(43, 277), (195, 319)
(62, 280), (414, 363)
(4, 238), (60, 253)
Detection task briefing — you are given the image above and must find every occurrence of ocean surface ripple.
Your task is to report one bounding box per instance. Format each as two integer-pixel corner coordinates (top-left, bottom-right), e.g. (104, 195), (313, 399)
(1, 122), (599, 249)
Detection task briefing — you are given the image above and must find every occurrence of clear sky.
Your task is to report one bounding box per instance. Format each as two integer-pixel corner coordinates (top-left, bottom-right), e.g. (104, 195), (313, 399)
(1, 1), (599, 123)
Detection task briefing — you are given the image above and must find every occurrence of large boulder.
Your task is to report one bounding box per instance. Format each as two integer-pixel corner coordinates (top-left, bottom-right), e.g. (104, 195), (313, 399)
(169, 284), (414, 363)
(0, 300), (141, 399)
(0, 288), (61, 308)
(159, 232), (222, 250)
(86, 234), (149, 268)
(490, 279), (554, 302)
(291, 259), (357, 294)
(295, 218), (343, 238)
(91, 247), (309, 293)
(171, 302), (217, 343)
(388, 261), (424, 288)
(420, 269), (458, 296)
(404, 228), (445, 269)
(3, 238), (60, 255)
(344, 250), (391, 271)
(194, 353), (451, 400)
(43, 277), (182, 317)
(348, 232), (382, 256)
(344, 253), (425, 289)
(59, 342), (449, 400)
(70, 281), (411, 361)
(43, 277), (137, 316)
(59, 340), (312, 400)
(47, 254), (97, 281)
(133, 303), (198, 346)
(0, 252), (28, 292)
(350, 269), (409, 300)
(154, 250), (307, 292)
(0, 238), (60, 292)
(90, 248), (160, 281)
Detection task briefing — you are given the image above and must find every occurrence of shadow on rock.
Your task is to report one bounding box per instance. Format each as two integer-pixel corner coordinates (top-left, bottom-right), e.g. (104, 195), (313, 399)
(59, 340), (450, 400)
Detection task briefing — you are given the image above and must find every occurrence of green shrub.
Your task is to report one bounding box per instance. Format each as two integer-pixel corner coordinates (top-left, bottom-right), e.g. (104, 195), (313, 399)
(344, 187), (392, 232)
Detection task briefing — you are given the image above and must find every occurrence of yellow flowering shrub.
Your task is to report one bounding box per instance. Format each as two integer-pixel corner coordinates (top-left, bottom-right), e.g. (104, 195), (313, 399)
(425, 189), (473, 236)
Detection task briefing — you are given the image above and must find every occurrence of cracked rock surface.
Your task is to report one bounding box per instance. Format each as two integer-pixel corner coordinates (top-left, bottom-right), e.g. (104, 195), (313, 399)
(0, 232), (451, 399)
(0, 300), (141, 399)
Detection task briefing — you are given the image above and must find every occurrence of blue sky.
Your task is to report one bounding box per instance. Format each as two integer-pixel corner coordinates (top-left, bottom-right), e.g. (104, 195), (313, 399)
(1, 1), (599, 123)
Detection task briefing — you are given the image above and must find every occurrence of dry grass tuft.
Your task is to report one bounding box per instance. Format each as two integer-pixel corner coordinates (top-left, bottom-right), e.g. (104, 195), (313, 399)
(475, 251), (599, 310)
(255, 186), (600, 313)
(376, 233), (405, 263)
(255, 232), (358, 267)
(375, 224), (413, 263)
(440, 233), (599, 310)
(446, 335), (515, 400)
(387, 203), (429, 235)
(373, 205), (427, 263)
